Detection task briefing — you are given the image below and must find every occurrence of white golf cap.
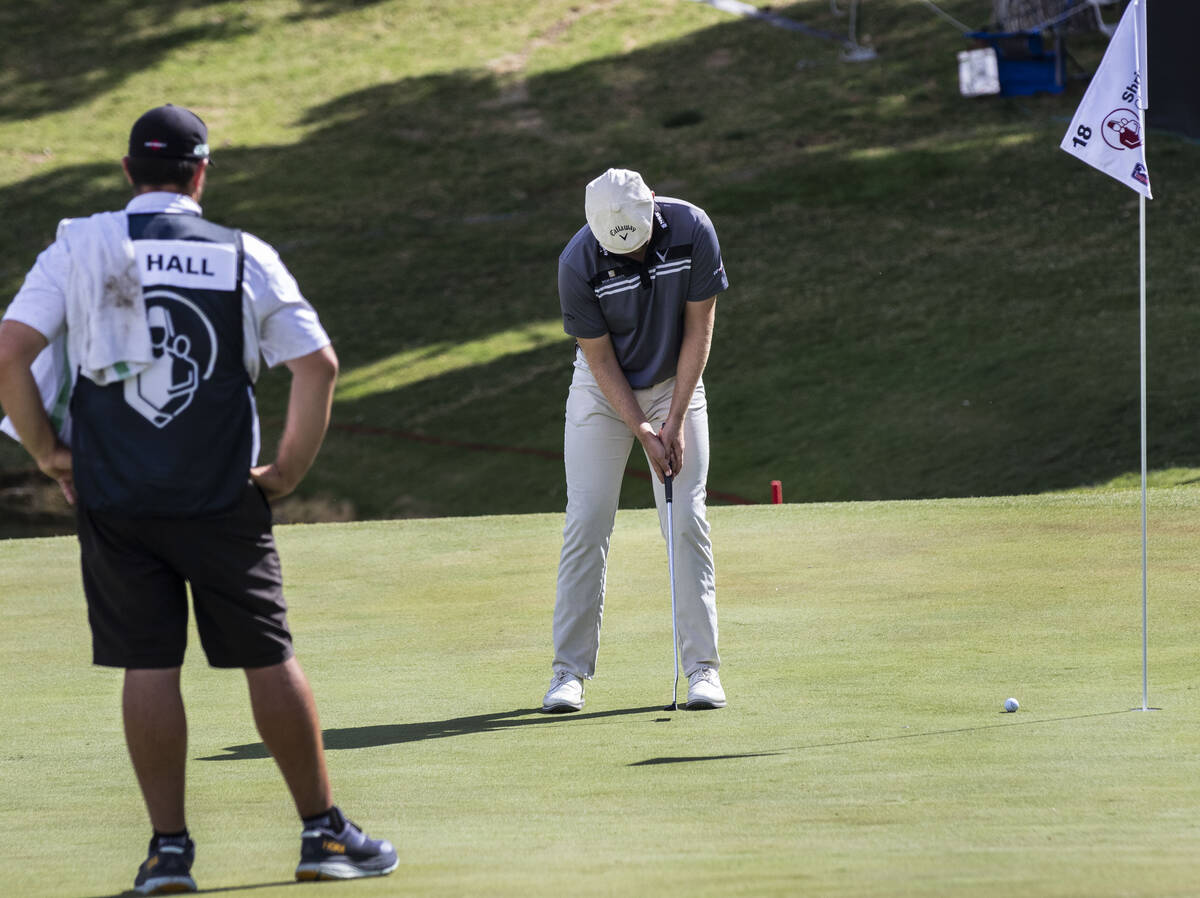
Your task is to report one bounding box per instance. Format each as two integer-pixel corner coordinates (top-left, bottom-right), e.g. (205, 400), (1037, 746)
(585, 168), (654, 255)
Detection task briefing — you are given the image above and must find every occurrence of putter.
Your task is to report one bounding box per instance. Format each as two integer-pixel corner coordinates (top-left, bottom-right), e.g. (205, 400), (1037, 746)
(664, 473), (680, 711)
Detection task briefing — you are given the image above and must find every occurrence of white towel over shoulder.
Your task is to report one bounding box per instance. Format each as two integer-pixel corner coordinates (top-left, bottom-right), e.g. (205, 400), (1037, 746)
(61, 211), (154, 385)
(1, 212), (151, 446)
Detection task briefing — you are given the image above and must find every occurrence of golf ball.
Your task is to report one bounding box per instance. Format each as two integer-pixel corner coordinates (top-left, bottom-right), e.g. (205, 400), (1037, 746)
(1004, 697), (1019, 713)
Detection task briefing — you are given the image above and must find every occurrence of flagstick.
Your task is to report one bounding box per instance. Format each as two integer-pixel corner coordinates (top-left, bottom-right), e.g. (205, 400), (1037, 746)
(1136, 0), (1150, 711)
(1059, 0), (1153, 712)
(1138, 190), (1149, 712)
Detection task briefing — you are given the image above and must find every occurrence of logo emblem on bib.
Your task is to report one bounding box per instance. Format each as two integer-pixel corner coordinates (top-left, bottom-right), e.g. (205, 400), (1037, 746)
(123, 291), (218, 428)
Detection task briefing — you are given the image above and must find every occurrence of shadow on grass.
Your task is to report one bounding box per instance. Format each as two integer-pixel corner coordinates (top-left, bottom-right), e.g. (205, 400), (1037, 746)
(199, 705), (663, 761)
(1, 3), (240, 122)
(631, 751), (783, 766)
(629, 709), (1141, 766)
(0, 1), (392, 122)
(102, 882), (295, 898)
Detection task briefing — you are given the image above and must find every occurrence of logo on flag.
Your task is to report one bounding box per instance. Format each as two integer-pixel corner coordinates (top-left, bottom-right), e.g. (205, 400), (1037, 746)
(1102, 109), (1142, 150)
(1059, 0), (1151, 198)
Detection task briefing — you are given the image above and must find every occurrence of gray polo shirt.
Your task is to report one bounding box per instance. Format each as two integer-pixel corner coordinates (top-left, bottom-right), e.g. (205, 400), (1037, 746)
(558, 196), (729, 389)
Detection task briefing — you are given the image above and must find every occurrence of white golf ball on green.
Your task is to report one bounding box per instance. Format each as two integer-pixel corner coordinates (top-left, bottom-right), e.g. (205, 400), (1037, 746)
(1004, 697), (1019, 713)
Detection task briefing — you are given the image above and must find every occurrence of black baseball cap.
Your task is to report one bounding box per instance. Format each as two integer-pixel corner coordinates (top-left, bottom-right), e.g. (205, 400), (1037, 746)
(128, 104), (211, 161)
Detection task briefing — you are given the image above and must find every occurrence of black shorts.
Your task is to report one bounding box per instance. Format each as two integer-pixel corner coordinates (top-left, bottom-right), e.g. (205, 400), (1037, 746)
(77, 481), (294, 670)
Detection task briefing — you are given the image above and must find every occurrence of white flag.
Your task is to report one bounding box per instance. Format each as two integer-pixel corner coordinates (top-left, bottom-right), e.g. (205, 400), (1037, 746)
(1060, 0), (1151, 198)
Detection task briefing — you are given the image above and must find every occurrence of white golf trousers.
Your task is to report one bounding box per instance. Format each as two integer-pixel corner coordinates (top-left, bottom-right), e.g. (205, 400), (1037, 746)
(552, 351), (719, 680)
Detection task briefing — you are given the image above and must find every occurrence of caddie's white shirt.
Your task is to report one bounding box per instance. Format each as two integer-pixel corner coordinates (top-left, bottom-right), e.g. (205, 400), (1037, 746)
(3, 192), (329, 370)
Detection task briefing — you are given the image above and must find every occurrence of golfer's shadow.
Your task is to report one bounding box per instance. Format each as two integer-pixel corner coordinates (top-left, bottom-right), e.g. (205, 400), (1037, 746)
(198, 705), (660, 761)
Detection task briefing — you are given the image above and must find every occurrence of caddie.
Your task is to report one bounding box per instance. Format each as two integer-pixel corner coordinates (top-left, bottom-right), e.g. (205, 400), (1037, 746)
(0, 104), (396, 894)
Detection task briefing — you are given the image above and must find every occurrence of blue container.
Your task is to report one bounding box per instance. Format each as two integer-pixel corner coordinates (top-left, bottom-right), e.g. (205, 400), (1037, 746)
(965, 30), (1065, 96)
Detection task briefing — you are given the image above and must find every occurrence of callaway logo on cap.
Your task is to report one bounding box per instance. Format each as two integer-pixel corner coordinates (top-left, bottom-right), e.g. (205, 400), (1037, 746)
(585, 168), (654, 255)
(128, 105), (211, 161)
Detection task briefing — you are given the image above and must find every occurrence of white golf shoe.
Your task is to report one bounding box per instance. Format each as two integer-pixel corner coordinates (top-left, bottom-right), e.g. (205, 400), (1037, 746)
(686, 667), (726, 710)
(542, 670), (584, 712)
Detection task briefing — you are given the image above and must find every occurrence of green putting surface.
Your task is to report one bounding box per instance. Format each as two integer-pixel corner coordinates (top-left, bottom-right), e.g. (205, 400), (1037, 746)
(3, 493), (1199, 896)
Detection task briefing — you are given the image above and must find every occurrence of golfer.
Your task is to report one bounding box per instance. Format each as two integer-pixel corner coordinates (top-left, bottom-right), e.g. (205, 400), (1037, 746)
(542, 168), (729, 713)
(0, 105), (396, 894)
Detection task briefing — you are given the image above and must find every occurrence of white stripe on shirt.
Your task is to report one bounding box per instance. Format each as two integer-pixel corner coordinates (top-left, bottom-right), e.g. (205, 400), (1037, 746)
(593, 260), (693, 299)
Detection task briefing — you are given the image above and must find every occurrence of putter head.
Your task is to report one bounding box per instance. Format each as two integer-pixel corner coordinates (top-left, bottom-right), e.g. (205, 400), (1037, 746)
(664, 701), (678, 712)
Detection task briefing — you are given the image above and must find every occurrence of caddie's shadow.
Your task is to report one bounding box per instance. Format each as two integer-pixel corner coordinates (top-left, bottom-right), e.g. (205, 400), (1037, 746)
(199, 705), (661, 761)
(101, 882), (294, 897)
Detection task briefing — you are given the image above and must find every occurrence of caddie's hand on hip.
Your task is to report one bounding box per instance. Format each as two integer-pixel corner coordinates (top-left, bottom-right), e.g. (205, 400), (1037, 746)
(250, 463), (294, 501)
(37, 443), (75, 505)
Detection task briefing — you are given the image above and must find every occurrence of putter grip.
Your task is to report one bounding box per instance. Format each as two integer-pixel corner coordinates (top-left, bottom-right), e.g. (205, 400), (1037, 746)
(664, 473), (673, 502)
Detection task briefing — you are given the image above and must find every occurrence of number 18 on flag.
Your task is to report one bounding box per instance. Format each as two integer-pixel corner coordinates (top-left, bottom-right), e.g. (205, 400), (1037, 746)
(1060, 0), (1151, 199)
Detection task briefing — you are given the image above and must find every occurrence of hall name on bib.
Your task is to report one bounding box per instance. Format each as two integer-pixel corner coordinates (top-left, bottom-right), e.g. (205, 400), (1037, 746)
(144, 253), (216, 276)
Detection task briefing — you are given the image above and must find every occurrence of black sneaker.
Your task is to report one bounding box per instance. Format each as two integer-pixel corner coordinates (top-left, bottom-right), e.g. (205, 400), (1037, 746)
(133, 835), (196, 895)
(295, 806), (398, 881)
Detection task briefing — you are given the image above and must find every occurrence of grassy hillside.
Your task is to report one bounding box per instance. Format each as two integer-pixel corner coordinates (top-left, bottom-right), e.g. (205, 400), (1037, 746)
(2, 0), (1199, 532)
